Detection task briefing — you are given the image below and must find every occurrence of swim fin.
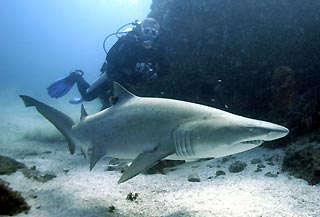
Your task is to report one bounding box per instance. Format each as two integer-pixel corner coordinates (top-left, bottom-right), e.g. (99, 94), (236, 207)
(47, 70), (83, 98)
(47, 76), (74, 98)
(69, 97), (83, 104)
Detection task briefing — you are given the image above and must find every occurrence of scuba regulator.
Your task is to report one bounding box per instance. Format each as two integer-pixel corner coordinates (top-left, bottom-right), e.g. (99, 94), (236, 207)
(103, 20), (141, 54)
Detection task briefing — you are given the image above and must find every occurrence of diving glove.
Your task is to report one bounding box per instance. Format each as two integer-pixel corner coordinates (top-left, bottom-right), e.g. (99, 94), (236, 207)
(135, 62), (157, 81)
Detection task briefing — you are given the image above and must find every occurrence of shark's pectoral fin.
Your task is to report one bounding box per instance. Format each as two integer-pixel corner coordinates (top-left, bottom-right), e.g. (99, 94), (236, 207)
(118, 146), (175, 184)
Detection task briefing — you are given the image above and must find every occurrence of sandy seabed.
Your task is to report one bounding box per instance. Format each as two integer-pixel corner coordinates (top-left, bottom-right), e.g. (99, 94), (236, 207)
(0, 97), (319, 217)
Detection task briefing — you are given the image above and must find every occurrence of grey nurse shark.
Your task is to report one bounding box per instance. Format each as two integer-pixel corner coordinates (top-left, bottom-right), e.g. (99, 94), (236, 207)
(20, 82), (289, 183)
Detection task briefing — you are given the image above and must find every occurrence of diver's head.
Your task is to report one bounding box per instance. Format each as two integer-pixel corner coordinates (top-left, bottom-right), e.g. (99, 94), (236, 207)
(138, 18), (160, 49)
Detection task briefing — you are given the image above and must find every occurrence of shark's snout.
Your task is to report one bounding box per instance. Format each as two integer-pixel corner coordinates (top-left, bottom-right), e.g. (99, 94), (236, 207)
(266, 125), (289, 140)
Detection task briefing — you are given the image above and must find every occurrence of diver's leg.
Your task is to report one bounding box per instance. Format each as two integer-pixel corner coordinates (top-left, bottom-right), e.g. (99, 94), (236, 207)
(86, 72), (108, 94)
(76, 72), (111, 102)
(76, 76), (93, 101)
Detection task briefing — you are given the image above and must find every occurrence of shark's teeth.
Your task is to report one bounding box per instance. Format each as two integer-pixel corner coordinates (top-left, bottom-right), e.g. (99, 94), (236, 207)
(173, 129), (195, 157)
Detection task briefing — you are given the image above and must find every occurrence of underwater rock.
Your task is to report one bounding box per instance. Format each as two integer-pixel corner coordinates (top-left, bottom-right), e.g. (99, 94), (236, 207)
(257, 163), (266, 169)
(144, 160), (185, 174)
(215, 170), (226, 177)
(265, 155), (279, 162)
(107, 159), (185, 174)
(267, 162), (275, 166)
(21, 167), (56, 183)
(0, 180), (30, 216)
(26, 189), (38, 199)
(146, 0), (320, 144)
(188, 173), (201, 182)
(228, 161), (247, 173)
(309, 134), (320, 143)
(126, 192), (139, 201)
(106, 158), (130, 173)
(206, 163), (215, 168)
(0, 156), (55, 183)
(63, 168), (70, 174)
(271, 66), (296, 116)
(24, 151), (39, 156)
(254, 168), (262, 173)
(108, 205), (116, 213)
(289, 88), (320, 136)
(0, 155), (25, 175)
(282, 147), (320, 185)
(264, 172), (279, 178)
(196, 157), (214, 162)
(222, 156), (232, 163)
(251, 159), (262, 164)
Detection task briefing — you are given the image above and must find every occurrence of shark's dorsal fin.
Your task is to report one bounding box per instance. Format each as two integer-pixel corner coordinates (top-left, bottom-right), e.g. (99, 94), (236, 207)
(118, 146), (175, 183)
(113, 82), (136, 104)
(80, 104), (88, 121)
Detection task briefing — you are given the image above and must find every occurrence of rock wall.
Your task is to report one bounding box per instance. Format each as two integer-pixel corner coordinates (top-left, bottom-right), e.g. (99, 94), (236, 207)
(140, 0), (320, 142)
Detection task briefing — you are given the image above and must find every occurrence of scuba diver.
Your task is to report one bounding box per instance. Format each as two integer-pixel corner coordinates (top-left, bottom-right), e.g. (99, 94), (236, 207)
(47, 18), (167, 109)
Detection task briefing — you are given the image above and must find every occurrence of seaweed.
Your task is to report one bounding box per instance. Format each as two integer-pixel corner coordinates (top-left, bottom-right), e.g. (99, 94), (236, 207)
(0, 180), (30, 216)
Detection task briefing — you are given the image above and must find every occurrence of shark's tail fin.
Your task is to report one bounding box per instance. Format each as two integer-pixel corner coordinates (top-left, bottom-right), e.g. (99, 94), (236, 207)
(20, 95), (77, 154)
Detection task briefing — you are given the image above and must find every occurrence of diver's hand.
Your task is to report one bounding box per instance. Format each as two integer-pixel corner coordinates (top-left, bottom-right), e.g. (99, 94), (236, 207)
(135, 62), (157, 80)
(135, 62), (152, 74)
(148, 72), (158, 81)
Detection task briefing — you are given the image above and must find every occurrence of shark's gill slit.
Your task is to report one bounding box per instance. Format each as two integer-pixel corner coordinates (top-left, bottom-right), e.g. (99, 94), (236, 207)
(174, 130), (194, 157)
(178, 130), (184, 157)
(173, 130), (181, 156)
(183, 130), (190, 156)
(185, 130), (194, 156)
(180, 130), (187, 156)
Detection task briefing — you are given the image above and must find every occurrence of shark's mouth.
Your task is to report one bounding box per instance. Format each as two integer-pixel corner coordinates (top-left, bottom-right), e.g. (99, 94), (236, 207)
(240, 140), (264, 146)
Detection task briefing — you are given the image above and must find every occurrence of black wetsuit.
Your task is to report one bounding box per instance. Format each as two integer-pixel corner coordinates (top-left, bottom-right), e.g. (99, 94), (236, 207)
(76, 31), (167, 107)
